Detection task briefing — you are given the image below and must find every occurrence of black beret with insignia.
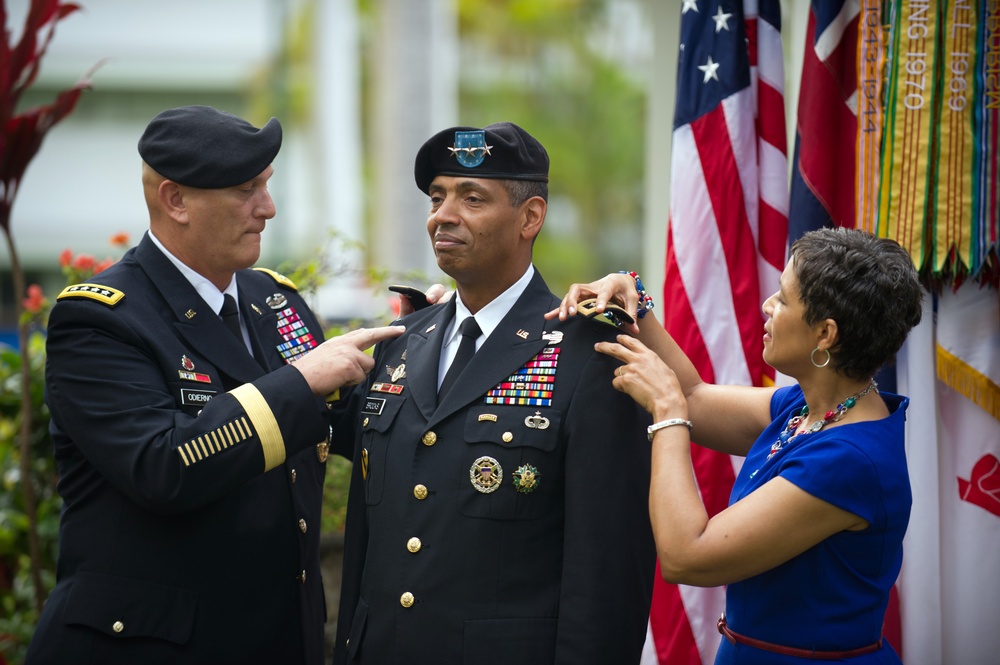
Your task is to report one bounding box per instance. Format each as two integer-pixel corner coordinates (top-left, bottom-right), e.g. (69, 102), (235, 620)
(138, 105), (282, 189)
(414, 121), (549, 194)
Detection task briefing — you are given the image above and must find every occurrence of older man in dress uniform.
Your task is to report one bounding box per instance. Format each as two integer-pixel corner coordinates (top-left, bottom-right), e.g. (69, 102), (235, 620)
(26, 106), (401, 665)
(334, 122), (656, 664)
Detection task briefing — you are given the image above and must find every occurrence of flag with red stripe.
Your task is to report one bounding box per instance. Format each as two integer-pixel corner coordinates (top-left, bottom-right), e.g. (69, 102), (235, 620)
(648, 1), (787, 662)
(788, 0), (859, 242)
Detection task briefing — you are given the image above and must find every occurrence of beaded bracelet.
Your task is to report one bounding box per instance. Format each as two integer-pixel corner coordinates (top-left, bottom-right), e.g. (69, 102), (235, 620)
(619, 271), (655, 319)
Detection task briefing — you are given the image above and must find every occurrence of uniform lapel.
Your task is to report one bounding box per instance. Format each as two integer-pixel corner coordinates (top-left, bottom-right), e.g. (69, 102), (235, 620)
(238, 277), (282, 370)
(402, 300), (456, 421)
(134, 234), (266, 385)
(431, 272), (559, 425)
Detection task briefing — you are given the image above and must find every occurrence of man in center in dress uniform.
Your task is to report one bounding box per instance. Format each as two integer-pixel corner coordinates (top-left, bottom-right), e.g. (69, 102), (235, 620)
(334, 122), (656, 664)
(27, 106), (402, 665)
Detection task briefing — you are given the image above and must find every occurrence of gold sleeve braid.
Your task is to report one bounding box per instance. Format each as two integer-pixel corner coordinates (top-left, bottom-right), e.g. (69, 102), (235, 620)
(177, 416), (255, 467)
(229, 384), (287, 471)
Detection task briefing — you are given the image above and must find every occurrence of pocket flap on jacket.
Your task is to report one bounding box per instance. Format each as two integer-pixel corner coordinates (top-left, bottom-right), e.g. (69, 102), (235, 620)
(63, 571), (199, 644)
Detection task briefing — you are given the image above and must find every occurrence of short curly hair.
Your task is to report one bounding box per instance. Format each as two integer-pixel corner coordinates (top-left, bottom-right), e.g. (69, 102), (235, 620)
(790, 227), (923, 380)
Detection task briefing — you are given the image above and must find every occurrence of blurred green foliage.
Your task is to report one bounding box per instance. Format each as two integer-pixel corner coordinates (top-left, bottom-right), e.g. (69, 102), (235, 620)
(0, 332), (58, 665)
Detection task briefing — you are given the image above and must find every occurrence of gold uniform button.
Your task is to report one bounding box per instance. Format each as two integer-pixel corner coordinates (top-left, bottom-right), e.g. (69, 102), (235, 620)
(298, 519), (307, 533)
(502, 431), (513, 443)
(363, 417), (370, 428)
(421, 431), (437, 446)
(298, 570), (307, 584)
(290, 469), (297, 484)
(400, 592), (415, 608)
(406, 537), (422, 553)
(112, 621), (124, 634)
(413, 484), (428, 500)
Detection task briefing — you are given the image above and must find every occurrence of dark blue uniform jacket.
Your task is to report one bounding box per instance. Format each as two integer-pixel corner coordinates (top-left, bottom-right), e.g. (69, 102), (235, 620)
(27, 233), (347, 665)
(334, 270), (656, 665)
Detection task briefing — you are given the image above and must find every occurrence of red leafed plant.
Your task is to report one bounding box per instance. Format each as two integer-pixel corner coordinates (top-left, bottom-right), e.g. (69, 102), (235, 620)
(1, 0), (98, 617)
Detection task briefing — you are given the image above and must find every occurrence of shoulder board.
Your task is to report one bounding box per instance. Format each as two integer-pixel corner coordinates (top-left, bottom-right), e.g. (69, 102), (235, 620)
(574, 297), (634, 327)
(56, 283), (125, 307)
(253, 267), (298, 291)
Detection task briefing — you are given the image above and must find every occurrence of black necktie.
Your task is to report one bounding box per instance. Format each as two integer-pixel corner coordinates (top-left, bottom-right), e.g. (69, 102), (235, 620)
(439, 317), (482, 398)
(220, 294), (243, 341)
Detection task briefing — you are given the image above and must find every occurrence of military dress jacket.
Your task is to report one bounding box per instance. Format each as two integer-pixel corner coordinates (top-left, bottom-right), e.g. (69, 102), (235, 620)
(27, 233), (346, 665)
(334, 270), (656, 665)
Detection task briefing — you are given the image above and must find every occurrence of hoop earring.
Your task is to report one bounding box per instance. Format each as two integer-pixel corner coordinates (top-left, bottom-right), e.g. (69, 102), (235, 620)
(811, 347), (831, 368)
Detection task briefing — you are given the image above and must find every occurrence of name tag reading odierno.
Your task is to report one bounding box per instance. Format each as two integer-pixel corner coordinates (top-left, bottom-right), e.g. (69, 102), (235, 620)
(181, 389), (216, 406)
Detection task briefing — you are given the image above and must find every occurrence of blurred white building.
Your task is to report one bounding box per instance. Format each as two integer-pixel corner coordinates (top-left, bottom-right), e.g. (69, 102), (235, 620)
(4, 0), (456, 326)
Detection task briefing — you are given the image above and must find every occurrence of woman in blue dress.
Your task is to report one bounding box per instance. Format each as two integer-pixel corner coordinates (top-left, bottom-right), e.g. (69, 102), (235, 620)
(549, 228), (923, 663)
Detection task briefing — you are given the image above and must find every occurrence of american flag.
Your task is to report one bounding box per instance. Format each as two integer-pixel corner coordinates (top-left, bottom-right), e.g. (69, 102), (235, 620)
(647, 1), (787, 662)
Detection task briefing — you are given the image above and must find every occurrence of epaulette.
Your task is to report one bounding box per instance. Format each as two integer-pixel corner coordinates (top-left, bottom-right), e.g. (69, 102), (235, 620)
(56, 283), (125, 307)
(253, 267), (298, 291)
(575, 298), (634, 327)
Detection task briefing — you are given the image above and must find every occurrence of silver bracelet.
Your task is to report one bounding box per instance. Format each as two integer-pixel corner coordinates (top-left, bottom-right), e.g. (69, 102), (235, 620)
(647, 418), (693, 441)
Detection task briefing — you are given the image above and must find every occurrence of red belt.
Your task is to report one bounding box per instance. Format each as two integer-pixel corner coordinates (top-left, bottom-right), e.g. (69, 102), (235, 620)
(718, 614), (883, 660)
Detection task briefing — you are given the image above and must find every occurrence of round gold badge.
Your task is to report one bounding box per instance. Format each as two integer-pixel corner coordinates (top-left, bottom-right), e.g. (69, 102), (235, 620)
(469, 456), (503, 494)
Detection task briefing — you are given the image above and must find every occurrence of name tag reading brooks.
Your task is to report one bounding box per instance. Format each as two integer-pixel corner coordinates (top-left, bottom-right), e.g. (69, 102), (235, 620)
(363, 397), (386, 415)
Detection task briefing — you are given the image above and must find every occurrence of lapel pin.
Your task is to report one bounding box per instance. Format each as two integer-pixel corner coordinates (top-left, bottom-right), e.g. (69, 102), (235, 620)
(251, 303), (263, 315)
(516, 329), (529, 339)
(184, 309), (197, 319)
(425, 324), (437, 333)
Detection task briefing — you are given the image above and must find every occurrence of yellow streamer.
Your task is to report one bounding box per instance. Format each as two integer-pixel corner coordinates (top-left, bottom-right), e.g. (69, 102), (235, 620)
(933, 0), (978, 277)
(857, 0), (887, 233)
(878, 0), (940, 270)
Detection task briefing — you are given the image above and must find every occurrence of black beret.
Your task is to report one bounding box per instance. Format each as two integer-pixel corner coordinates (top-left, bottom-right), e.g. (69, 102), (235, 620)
(138, 105), (282, 188)
(414, 121), (549, 194)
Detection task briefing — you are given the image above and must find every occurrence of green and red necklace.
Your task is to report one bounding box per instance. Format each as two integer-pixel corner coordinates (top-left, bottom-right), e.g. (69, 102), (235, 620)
(767, 379), (878, 460)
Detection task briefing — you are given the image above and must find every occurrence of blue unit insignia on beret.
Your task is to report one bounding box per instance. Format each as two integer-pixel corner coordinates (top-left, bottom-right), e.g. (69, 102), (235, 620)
(449, 130), (492, 168)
